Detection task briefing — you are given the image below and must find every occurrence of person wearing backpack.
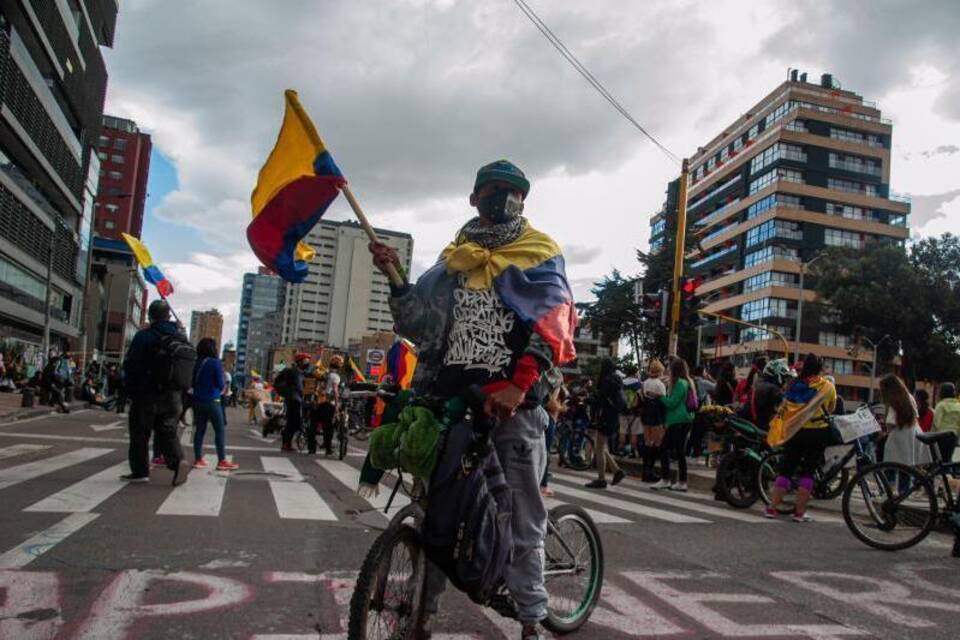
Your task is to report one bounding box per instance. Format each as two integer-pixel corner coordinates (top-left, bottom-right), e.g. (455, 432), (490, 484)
(653, 357), (696, 492)
(122, 299), (195, 486)
(617, 364), (643, 459)
(367, 160), (577, 640)
(585, 358), (626, 489)
(40, 350), (70, 413)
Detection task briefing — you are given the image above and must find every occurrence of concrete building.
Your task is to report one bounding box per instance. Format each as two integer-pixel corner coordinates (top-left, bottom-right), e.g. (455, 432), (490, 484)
(560, 324), (616, 378)
(221, 347), (236, 375)
(190, 309), (224, 348)
(281, 219), (412, 349)
(348, 330), (396, 378)
(0, 2), (118, 363)
(236, 267), (284, 384)
(93, 115), (151, 240)
(81, 238), (147, 365)
(245, 310), (282, 379)
(650, 71), (910, 402)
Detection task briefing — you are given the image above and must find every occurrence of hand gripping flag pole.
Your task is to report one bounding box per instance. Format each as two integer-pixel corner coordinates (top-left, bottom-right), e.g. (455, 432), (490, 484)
(248, 90), (404, 287)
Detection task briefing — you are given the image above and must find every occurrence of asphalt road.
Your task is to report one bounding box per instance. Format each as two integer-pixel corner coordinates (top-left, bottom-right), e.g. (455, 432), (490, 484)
(1, 405), (958, 640)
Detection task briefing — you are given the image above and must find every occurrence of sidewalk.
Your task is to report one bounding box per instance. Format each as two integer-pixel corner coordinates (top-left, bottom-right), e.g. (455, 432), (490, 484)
(0, 392), (87, 423)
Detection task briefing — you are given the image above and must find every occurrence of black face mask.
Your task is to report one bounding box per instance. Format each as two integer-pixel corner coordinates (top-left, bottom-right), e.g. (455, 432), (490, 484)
(477, 188), (523, 223)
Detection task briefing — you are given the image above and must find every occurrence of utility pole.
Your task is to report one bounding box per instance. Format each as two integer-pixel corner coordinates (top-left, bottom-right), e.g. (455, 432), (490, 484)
(41, 232), (56, 359)
(668, 158), (690, 357)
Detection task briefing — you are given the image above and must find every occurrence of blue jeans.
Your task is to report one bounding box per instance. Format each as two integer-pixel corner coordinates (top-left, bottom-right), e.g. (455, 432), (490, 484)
(193, 399), (226, 461)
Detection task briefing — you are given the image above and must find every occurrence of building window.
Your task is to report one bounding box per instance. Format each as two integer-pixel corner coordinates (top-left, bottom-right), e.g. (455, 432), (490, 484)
(830, 127), (883, 148)
(98, 135), (110, 147)
(750, 143), (806, 174)
(706, 157), (716, 172)
(741, 297), (791, 322)
(748, 124), (760, 140)
(749, 168), (803, 195)
(822, 357), (854, 376)
(108, 170), (123, 181)
(828, 152), (881, 176)
(819, 331), (851, 348)
(104, 220), (116, 230)
(744, 271), (799, 292)
(746, 220), (802, 246)
(828, 177), (877, 196)
(824, 202), (877, 222)
(733, 137), (744, 152)
(744, 245), (799, 268)
(784, 119), (807, 133)
(111, 154), (125, 164)
(105, 203), (119, 212)
(764, 101), (798, 128)
(747, 193), (802, 220)
(651, 219), (666, 236)
(113, 139), (127, 151)
(97, 151), (107, 160)
(824, 228), (863, 249)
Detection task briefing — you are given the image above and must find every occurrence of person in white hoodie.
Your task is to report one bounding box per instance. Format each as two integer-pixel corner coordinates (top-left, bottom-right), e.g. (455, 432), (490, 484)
(879, 374), (931, 491)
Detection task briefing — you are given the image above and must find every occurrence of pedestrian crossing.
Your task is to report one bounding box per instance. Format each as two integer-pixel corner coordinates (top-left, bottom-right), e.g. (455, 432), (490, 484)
(0, 442), (830, 530)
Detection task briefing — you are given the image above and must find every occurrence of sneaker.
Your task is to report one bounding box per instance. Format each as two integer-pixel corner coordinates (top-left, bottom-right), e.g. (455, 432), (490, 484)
(670, 482), (688, 492)
(584, 479), (607, 489)
(120, 474), (149, 483)
(612, 469), (626, 486)
(216, 460), (239, 471)
(793, 511), (813, 523)
(651, 479), (671, 490)
(763, 507), (779, 519)
(172, 460), (192, 487)
(151, 456), (166, 467)
(193, 458), (208, 469)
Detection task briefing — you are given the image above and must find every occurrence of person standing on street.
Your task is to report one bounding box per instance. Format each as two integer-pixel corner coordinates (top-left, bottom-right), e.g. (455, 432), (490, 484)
(640, 359), (667, 482)
(122, 299), (194, 486)
(366, 159), (577, 640)
(585, 358), (626, 489)
(654, 358), (695, 492)
(314, 355), (342, 456)
(879, 374), (931, 473)
(41, 350), (70, 413)
(915, 388), (934, 433)
(933, 383), (960, 462)
(191, 338), (238, 470)
(277, 355), (307, 452)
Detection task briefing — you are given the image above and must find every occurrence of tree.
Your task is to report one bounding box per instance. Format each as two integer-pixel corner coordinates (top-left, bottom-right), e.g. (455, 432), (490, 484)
(813, 235), (960, 386)
(576, 270), (645, 363)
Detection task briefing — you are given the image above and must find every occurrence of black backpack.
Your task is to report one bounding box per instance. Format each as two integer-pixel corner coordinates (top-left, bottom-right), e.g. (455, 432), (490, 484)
(273, 368), (296, 399)
(149, 330), (196, 391)
(422, 419), (513, 605)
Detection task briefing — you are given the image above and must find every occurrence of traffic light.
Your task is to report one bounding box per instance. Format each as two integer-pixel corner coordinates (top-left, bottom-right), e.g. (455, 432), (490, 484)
(641, 290), (670, 327)
(680, 276), (707, 328)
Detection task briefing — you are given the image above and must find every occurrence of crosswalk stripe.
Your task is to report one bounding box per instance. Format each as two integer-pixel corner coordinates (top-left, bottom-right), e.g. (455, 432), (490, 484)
(552, 472), (771, 523)
(25, 462), (129, 513)
(156, 456), (232, 517)
(0, 513), (99, 568)
(542, 497), (631, 524)
(548, 482), (709, 523)
(0, 448), (113, 492)
(316, 459), (411, 520)
(261, 457), (337, 520)
(0, 444), (50, 460)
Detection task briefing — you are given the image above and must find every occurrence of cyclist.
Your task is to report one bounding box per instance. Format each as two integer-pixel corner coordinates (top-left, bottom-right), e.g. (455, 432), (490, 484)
(367, 159), (576, 640)
(765, 353), (836, 522)
(749, 358), (793, 430)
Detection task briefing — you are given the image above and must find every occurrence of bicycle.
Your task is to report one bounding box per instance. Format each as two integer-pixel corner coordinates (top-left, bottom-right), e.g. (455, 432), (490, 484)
(348, 390), (604, 639)
(842, 430), (959, 551)
(554, 414), (595, 472)
(711, 413), (770, 509)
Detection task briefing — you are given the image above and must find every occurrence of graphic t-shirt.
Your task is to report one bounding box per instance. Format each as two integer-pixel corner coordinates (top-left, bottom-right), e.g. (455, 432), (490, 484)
(435, 277), (530, 397)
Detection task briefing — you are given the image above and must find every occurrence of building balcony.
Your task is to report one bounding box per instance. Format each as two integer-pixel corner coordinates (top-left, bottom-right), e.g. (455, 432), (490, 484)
(690, 244), (738, 269)
(828, 158), (882, 176)
(702, 222), (740, 245)
(889, 192), (912, 204)
(695, 197), (742, 229)
(689, 174), (742, 212)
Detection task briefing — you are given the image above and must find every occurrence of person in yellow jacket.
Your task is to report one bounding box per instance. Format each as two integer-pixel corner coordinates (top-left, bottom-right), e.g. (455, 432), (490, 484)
(765, 353), (836, 522)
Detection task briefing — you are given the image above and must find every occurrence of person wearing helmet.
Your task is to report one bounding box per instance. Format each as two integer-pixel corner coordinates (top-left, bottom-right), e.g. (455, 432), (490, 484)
(747, 358), (793, 431)
(368, 160), (577, 640)
(308, 354), (343, 455)
(121, 299), (192, 486)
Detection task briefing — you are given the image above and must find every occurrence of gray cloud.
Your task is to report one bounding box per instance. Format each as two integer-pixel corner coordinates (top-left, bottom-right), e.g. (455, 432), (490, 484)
(906, 188), (960, 228)
(563, 244), (603, 265)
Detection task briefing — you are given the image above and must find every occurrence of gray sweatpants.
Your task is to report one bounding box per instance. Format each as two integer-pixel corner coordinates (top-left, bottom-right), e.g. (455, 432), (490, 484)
(424, 405), (549, 624)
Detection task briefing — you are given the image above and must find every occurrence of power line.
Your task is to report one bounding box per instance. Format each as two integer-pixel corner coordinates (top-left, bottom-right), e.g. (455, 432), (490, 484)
(512, 0), (681, 165)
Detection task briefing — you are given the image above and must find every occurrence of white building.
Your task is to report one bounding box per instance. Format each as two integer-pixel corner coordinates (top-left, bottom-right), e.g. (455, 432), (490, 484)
(281, 220), (413, 349)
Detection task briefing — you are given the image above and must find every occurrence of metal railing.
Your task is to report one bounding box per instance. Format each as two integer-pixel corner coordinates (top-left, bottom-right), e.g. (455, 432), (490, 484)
(829, 158), (882, 176)
(689, 174), (742, 211)
(690, 244), (738, 269)
(696, 198), (742, 228)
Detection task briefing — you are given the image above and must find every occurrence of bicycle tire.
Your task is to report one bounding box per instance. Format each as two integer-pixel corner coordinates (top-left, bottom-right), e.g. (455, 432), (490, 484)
(563, 436), (594, 472)
(716, 450), (760, 509)
(757, 451), (795, 514)
(339, 427), (348, 460)
(817, 467), (849, 500)
(841, 462), (938, 552)
(542, 504), (604, 635)
(347, 524), (426, 640)
(295, 431), (306, 453)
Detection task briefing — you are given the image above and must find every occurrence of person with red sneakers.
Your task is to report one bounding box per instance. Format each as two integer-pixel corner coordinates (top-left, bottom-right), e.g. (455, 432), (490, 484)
(191, 338), (238, 471)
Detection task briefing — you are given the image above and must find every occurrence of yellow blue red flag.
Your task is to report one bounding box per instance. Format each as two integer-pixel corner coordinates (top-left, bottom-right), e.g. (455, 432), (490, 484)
(120, 232), (174, 297)
(248, 90), (346, 282)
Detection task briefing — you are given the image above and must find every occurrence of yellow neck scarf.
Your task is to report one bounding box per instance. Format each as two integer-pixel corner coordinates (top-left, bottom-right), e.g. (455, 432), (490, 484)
(442, 223), (561, 289)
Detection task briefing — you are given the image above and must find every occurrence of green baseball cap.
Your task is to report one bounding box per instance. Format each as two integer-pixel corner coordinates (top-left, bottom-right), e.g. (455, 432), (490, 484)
(473, 160), (530, 197)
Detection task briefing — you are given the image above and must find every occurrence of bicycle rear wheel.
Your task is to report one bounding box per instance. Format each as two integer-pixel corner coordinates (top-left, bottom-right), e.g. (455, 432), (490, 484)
(716, 450), (760, 509)
(542, 504), (603, 635)
(348, 524), (426, 640)
(563, 434), (595, 472)
(842, 462), (938, 551)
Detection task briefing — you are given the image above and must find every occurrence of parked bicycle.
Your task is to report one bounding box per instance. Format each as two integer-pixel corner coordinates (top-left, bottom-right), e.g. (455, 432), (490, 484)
(348, 389), (603, 639)
(711, 412), (770, 509)
(842, 430), (959, 551)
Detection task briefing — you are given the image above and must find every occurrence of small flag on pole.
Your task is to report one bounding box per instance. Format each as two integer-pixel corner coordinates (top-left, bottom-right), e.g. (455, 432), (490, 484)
(248, 90), (346, 283)
(120, 232), (174, 297)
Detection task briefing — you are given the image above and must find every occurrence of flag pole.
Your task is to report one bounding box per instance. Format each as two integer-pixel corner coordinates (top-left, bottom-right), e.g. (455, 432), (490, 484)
(340, 184), (405, 287)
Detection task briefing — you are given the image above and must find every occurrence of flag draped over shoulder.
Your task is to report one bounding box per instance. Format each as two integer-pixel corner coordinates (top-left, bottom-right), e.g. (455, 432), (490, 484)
(121, 232), (174, 297)
(442, 224), (577, 366)
(249, 90), (346, 283)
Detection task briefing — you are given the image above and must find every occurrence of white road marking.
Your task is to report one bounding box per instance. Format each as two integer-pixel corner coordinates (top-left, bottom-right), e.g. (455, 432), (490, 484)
(315, 459), (410, 521)
(552, 472), (772, 523)
(542, 497), (632, 524)
(0, 513), (99, 568)
(261, 457), (337, 520)
(0, 431), (286, 452)
(0, 448), (113, 492)
(0, 444), (50, 460)
(156, 456), (232, 517)
(89, 419), (125, 432)
(548, 482), (709, 523)
(25, 462), (130, 513)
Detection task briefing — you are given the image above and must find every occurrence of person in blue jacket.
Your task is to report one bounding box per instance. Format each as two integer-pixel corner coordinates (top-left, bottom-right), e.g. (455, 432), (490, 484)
(191, 338), (238, 471)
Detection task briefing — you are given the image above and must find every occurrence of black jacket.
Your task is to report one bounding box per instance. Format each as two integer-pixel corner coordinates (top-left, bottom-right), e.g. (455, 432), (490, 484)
(122, 320), (184, 393)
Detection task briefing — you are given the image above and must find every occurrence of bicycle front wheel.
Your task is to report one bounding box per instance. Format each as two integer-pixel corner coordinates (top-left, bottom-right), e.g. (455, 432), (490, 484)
(564, 435), (595, 472)
(842, 462), (938, 551)
(757, 451), (795, 514)
(542, 504), (603, 635)
(348, 524), (426, 640)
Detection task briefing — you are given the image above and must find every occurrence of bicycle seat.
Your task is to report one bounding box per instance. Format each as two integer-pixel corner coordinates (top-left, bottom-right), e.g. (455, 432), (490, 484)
(916, 431), (957, 445)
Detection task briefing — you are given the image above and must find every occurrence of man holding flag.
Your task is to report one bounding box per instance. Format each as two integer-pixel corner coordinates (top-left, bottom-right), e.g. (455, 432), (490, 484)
(369, 160), (577, 640)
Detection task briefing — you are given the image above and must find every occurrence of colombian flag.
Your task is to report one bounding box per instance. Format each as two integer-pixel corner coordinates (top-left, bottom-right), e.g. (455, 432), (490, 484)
(385, 339), (417, 390)
(120, 233), (174, 298)
(249, 90), (346, 282)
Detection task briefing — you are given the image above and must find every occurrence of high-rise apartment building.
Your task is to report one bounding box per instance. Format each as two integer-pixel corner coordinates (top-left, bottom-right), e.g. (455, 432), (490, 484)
(245, 310), (282, 378)
(81, 237), (147, 364)
(190, 309), (224, 348)
(650, 71), (910, 402)
(0, 3), (118, 362)
(281, 219), (412, 349)
(93, 115), (151, 240)
(236, 267), (284, 384)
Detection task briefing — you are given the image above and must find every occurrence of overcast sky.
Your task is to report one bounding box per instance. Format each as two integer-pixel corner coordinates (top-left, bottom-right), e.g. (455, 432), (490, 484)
(102, 0), (960, 347)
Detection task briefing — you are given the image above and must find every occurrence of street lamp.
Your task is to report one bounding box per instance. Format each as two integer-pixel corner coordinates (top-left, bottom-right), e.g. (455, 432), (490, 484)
(794, 253), (824, 362)
(858, 334), (896, 404)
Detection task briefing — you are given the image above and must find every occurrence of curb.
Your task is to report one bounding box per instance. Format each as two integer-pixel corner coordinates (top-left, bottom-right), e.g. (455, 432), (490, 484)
(0, 401), (87, 424)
